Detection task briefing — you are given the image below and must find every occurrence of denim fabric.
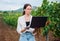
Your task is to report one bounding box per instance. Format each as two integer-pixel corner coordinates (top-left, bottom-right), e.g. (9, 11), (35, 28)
(19, 32), (35, 41)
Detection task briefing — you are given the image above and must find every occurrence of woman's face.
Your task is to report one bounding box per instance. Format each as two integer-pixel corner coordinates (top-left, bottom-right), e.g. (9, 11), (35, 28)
(25, 6), (32, 15)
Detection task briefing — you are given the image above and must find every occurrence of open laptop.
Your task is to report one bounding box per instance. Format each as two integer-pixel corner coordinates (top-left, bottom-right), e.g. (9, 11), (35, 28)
(30, 16), (48, 28)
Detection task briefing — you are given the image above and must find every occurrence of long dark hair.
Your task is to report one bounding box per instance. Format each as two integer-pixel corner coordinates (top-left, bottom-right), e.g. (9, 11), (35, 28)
(23, 4), (31, 15)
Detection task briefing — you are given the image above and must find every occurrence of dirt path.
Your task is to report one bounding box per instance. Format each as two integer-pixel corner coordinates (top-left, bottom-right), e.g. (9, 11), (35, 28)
(0, 16), (19, 41)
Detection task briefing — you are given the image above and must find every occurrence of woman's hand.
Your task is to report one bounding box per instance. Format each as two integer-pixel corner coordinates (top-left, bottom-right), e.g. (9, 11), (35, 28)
(32, 28), (37, 36)
(21, 27), (30, 33)
(33, 32), (37, 36)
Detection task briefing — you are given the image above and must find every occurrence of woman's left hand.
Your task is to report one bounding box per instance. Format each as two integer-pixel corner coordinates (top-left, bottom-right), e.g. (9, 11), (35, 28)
(33, 32), (37, 36)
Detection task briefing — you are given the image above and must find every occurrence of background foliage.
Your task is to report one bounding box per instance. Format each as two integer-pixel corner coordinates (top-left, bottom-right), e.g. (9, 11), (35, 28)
(32, 0), (60, 37)
(2, 11), (22, 28)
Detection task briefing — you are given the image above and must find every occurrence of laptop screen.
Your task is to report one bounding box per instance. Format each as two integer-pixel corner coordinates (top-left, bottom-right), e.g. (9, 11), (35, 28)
(30, 17), (48, 28)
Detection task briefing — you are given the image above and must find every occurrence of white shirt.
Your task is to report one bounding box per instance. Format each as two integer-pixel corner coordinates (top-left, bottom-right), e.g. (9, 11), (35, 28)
(16, 15), (35, 35)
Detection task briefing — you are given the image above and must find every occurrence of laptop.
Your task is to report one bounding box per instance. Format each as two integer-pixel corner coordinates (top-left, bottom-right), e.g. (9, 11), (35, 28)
(30, 16), (48, 28)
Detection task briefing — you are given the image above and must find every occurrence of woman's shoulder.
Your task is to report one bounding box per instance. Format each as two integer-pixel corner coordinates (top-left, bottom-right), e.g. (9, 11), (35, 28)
(18, 15), (25, 21)
(18, 15), (24, 19)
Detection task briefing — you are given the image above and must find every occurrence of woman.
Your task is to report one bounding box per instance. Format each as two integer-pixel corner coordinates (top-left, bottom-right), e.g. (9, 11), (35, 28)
(16, 4), (36, 41)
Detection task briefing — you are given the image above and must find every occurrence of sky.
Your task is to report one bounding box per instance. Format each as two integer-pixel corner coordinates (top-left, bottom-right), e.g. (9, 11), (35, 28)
(0, 0), (60, 11)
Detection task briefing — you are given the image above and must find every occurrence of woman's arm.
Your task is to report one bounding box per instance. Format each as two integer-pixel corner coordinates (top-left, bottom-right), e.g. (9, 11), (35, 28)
(21, 28), (26, 33)
(16, 17), (22, 34)
(16, 17), (26, 34)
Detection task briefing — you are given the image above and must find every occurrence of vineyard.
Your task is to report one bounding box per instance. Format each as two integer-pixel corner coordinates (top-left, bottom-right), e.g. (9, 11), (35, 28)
(0, 0), (60, 41)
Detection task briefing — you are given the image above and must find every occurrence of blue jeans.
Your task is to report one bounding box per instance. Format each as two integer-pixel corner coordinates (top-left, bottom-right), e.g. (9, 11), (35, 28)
(19, 32), (35, 41)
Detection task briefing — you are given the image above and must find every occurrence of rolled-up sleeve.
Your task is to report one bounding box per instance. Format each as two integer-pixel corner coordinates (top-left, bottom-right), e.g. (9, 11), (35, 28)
(16, 17), (22, 34)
